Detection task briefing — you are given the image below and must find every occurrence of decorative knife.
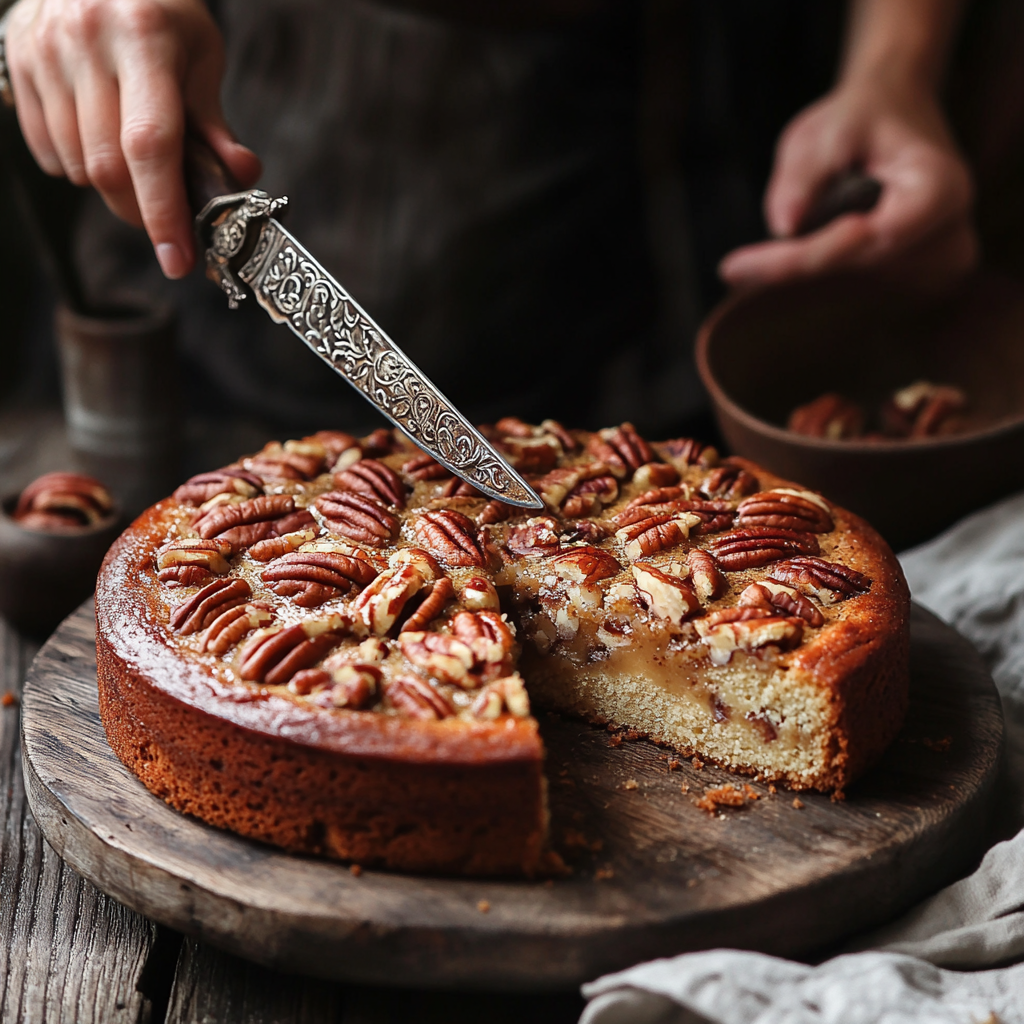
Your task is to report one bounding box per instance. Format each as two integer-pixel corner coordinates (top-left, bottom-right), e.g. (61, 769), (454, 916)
(184, 138), (544, 510)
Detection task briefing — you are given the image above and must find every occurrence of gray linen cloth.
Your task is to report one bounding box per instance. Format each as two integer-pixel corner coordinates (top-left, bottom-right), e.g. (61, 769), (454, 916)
(580, 492), (1024, 1023)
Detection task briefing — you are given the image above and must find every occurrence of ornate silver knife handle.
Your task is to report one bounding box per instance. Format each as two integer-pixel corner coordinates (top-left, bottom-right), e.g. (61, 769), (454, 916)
(194, 187), (543, 509)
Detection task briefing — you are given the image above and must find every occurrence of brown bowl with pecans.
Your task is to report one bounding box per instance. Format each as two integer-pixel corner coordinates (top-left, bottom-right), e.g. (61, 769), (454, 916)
(0, 473), (123, 637)
(696, 272), (1024, 552)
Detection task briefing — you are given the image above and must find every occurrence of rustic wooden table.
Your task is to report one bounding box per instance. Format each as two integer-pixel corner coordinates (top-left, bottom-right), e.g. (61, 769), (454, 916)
(0, 409), (585, 1022)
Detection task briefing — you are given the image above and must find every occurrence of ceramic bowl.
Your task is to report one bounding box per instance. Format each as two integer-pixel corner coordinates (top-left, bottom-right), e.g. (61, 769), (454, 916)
(0, 496), (123, 638)
(696, 272), (1024, 551)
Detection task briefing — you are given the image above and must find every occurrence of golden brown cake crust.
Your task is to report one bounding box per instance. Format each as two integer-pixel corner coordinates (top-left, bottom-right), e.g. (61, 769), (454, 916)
(95, 424), (910, 874)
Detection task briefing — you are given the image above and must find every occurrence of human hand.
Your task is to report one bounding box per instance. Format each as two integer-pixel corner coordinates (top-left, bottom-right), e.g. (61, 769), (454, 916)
(719, 78), (977, 292)
(6, 0), (261, 278)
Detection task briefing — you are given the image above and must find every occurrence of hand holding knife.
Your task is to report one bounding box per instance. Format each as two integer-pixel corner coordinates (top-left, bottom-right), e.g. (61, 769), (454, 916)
(183, 135), (544, 511)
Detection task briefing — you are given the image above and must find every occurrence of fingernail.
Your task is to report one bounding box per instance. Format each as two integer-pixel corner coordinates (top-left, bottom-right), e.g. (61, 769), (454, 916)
(156, 242), (187, 279)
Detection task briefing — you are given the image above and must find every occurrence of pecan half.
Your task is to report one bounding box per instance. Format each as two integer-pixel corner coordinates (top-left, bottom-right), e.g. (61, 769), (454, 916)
(709, 527), (819, 571)
(461, 576), (500, 611)
(169, 578), (252, 635)
(498, 435), (560, 474)
(261, 550), (378, 607)
(193, 494), (312, 551)
(549, 546), (622, 585)
(386, 676), (453, 720)
(243, 439), (327, 481)
(200, 602), (275, 654)
(560, 519), (610, 545)
(739, 582), (824, 627)
(699, 464), (759, 499)
(360, 428), (398, 458)
(562, 474), (619, 518)
(494, 416), (537, 438)
(320, 664), (382, 708)
(402, 452), (452, 481)
(471, 674), (530, 720)
(632, 564), (701, 625)
(401, 576), (456, 632)
(352, 564), (428, 635)
(587, 423), (657, 478)
(736, 489), (833, 533)
(658, 437), (717, 468)
(540, 419), (578, 452)
(333, 459), (407, 509)
(452, 610), (516, 675)
(247, 529), (318, 562)
(315, 490), (399, 548)
(238, 617), (346, 686)
(694, 611), (803, 665)
(882, 381), (968, 438)
(767, 556), (871, 604)
(478, 499), (514, 525)
(413, 510), (497, 568)
(14, 472), (114, 529)
(390, 547), (443, 581)
(532, 463), (610, 510)
(305, 430), (359, 462)
(173, 467), (263, 505)
(632, 462), (681, 489)
(156, 537), (233, 587)
(686, 549), (727, 603)
(788, 393), (865, 440)
(615, 511), (701, 559)
(439, 477), (484, 499)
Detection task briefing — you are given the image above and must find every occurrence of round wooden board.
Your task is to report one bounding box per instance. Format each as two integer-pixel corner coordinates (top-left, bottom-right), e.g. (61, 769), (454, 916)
(22, 600), (1002, 991)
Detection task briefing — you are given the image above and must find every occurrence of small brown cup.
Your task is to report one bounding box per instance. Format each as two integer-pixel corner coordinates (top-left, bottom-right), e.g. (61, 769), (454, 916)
(0, 496), (123, 638)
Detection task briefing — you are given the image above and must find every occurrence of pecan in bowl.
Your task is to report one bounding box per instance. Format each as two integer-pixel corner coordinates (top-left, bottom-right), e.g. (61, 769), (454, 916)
(12, 472), (115, 532)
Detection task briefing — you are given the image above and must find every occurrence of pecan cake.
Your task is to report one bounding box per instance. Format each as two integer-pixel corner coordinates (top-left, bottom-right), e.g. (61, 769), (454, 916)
(96, 419), (910, 875)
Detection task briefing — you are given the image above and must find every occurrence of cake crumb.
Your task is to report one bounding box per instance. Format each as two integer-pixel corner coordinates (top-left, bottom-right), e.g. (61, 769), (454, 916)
(477, 900), (490, 913)
(667, 759), (682, 771)
(1, 692), (17, 707)
(695, 784), (759, 814)
(830, 789), (846, 803)
(594, 866), (614, 881)
(607, 734), (623, 748)
(622, 778), (639, 791)
(792, 798), (805, 810)
(922, 735), (953, 753)
(679, 782), (689, 794)
(691, 756), (705, 770)
(624, 728), (643, 742)
(768, 784), (777, 794)
(349, 864), (363, 877)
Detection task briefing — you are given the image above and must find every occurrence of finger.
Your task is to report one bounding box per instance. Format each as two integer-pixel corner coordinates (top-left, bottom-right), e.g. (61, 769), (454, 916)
(116, 48), (193, 278)
(765, 113), (856, 239)
(76, 66), (142, 226)
(184, 42), (261, 188)
(719, 216), (874, 289)
(9, 68), (64, 176)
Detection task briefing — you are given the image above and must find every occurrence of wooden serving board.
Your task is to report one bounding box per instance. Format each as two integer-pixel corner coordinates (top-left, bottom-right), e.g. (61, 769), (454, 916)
(22, 600), (1002, 991)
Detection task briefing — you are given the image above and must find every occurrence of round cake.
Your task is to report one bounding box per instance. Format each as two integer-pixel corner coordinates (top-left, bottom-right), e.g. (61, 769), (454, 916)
(96, 419), (910, 875)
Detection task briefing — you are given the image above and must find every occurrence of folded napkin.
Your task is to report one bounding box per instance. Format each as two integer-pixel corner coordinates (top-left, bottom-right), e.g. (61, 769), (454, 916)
(581, 492), (1024, 1023)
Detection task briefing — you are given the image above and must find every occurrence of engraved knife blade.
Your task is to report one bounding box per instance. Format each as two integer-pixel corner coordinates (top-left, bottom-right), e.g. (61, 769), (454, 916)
(184, 135), (543, 510)
(237, 218), (543, 507)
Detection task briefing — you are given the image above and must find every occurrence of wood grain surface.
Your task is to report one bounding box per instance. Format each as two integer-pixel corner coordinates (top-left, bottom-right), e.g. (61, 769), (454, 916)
(21, 600), (1003, 991)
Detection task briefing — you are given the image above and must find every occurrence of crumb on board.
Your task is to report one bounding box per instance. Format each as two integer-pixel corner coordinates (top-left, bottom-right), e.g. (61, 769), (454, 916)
(563, 829), (603, 853)
(2, 692), (17, 707)
(691, 757), (705, 770)
(667, 759), (682, 771)
(349, 864), (363, 877)
(792, 798), (805, 810)
(695, 784), (760, 814)
(477, 900), (491, 914)
(830, 789), (846, 803)
(607, 734), (623, 747)
(922, 735), (953, 753)
(768, 784), (777, 795)
(594, 866), (614, 881)
(622, 778), (639, 791)
(679, 782), (689, 794)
